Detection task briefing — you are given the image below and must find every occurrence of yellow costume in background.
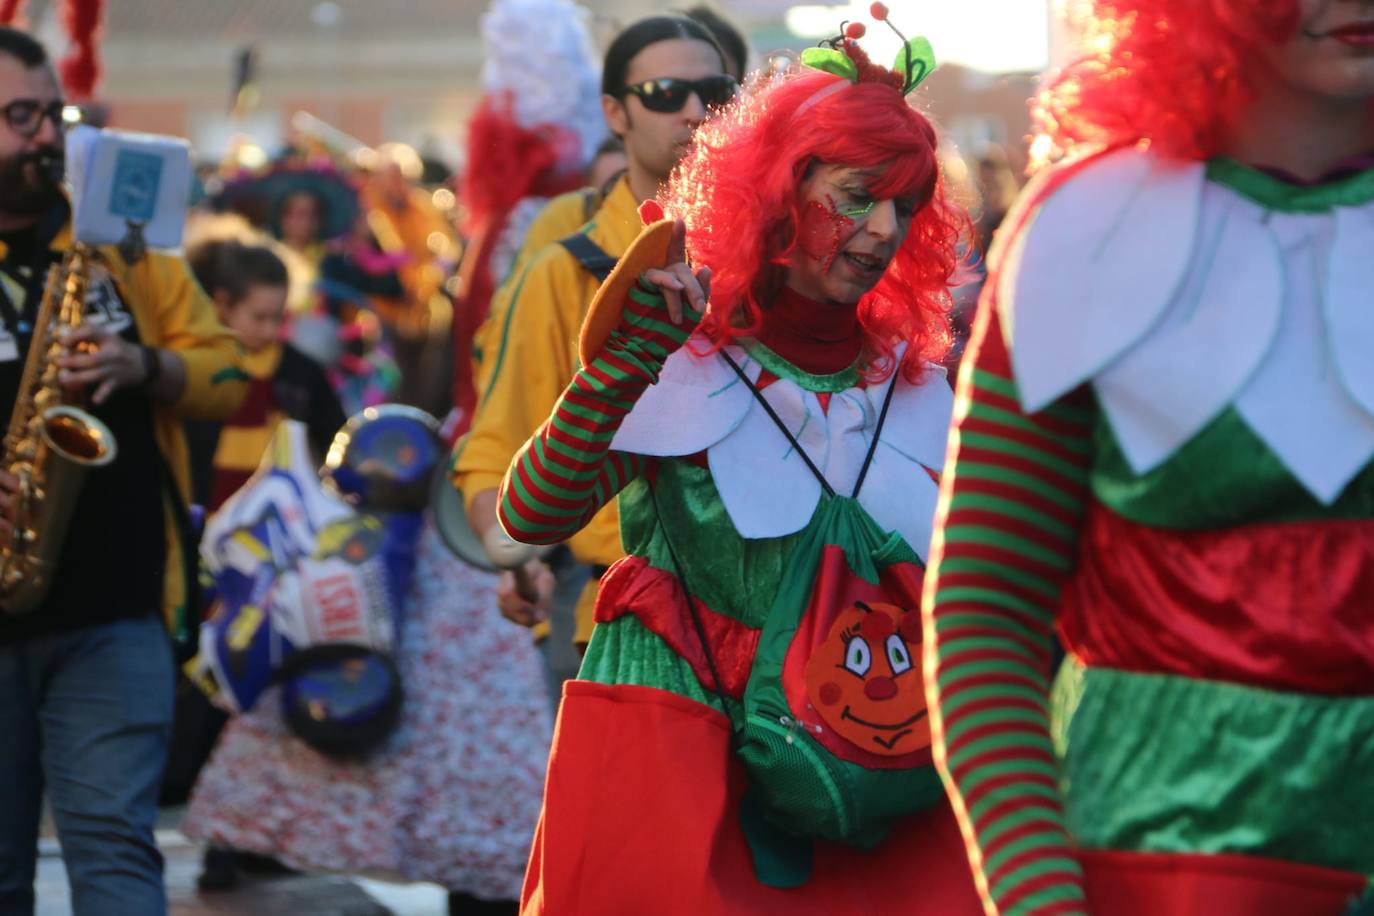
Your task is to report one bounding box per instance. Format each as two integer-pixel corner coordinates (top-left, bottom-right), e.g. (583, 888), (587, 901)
(453, 178), (637, 643)
(363, 182), (459, 336)
(470, 187), (602, 384)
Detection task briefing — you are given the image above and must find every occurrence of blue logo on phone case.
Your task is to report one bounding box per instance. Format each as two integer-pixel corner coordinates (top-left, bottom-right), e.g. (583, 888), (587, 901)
(109, 150), (162, 223)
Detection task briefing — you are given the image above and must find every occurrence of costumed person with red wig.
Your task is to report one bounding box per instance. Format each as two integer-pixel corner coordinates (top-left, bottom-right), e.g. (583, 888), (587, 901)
(496, 12), (982, 913)
(447, 0), (604, 437)
(922, 1), (1374, 914)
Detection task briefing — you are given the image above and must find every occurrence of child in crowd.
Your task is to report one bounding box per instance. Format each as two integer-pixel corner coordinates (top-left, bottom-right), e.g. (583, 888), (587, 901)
(185, 239), (345, 511)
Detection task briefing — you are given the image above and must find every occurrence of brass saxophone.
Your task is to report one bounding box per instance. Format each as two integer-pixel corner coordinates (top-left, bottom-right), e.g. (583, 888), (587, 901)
(0, 243), (118, 613)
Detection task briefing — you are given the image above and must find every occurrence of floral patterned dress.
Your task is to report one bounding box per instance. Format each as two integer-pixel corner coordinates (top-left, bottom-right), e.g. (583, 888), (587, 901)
(182, 522), (552, 901)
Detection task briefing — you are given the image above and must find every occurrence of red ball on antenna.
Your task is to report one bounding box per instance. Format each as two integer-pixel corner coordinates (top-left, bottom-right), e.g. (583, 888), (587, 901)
(844, 22), (866, 39)
(870, 2), (889, 20)
(638, 199), (666, 225)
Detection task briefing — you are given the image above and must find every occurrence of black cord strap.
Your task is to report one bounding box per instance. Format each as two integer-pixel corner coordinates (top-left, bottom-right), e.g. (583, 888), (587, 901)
(719, 349), (835, 498)
(650, 484), (739, 735)
(850, 366), (898, 499)
(719, 348), (899, 500)
(646, 352), (902, 735)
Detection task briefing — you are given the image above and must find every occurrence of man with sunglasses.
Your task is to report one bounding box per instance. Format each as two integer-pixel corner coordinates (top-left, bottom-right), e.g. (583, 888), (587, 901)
(454, 15), (733, 651)
(0, 27), (245, 915)
(607, 72), (737, 203)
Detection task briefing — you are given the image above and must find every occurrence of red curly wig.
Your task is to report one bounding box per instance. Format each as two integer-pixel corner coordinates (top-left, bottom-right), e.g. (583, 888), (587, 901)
(1040, 0), (1302, 160)
(660, 53), (965, 380)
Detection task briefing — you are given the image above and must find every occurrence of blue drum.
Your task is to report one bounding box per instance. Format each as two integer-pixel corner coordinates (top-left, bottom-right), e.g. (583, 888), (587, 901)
(322, 405), (444, 513)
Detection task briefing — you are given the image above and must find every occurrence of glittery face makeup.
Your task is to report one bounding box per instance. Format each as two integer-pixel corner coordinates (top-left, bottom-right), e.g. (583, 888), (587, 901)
(798, 194), (854, 272)
(786, 163), (917, 305)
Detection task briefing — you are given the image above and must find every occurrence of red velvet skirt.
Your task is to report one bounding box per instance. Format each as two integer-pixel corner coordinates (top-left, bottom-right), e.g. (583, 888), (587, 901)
(520, 680), (983, 915)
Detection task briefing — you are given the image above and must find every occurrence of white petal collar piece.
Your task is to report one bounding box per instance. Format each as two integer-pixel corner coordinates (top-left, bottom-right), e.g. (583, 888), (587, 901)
(1326, 206), (1374, 420)
(1001, 148), (1206, 413)
(1232, 207), (1374, 503)
(1003, 149), (1374, 505)
(1093, 185), (1282, 473)
(610, 339), (759, 457)
(612, 344), (953, 558)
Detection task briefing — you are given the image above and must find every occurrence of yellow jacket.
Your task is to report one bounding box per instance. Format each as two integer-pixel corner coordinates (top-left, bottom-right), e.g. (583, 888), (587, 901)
(61, 228), (248, 636)
(364, 184), (459, 334)
(470, 186), (602, 386)
(453, 178), (640, 641)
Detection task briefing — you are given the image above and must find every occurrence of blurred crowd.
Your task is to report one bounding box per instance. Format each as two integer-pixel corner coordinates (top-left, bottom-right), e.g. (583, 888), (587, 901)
(0, 1), (1028, 914)
(5, 0), (1371, 912)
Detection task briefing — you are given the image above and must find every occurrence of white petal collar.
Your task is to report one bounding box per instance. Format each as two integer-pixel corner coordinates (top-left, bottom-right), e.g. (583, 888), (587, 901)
(612, 344), (953, 558)
(1003, 149), (1374, 504)
(1001, 148), (1206, 413)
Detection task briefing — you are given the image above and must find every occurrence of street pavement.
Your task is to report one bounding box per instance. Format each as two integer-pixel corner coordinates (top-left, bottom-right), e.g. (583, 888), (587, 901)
(34, 829), (449, 916)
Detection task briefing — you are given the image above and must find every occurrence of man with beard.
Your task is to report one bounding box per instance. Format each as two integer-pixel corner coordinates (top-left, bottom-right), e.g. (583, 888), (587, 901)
(0, 27), (245, 915)
(453, 14), (734, 654)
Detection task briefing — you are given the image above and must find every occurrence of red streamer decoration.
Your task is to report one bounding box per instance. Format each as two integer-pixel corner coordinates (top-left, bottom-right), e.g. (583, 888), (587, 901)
(59, 0), (103, 101)
(458, 91), (580, 233)
(448, 91), (583, 427)
(0, 0), (28, 26)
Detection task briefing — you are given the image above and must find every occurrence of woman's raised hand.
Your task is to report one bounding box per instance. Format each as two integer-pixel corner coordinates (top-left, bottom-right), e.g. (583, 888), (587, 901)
(641, 220), (711, 327)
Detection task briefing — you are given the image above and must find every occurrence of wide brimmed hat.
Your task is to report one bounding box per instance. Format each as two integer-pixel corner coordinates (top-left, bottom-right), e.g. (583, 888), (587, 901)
(215, 163), (361, 242)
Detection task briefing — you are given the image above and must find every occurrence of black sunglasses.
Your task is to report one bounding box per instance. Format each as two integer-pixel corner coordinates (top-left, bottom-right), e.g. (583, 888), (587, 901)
(618, 75), (738, 114)
(1, 98), (66, 139)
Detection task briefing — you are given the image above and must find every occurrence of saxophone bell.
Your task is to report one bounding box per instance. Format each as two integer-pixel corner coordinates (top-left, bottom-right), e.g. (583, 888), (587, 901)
(0, 245), (119, 614)
(42, 406), (115, 467)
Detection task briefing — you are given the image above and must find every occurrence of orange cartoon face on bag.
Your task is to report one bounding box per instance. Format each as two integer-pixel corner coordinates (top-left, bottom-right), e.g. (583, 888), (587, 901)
(803, 601), (931, 756)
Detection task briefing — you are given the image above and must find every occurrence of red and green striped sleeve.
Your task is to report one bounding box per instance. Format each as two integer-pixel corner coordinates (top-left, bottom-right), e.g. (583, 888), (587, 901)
(923, 298), (1095, 915)
(498, 283), (692, 546)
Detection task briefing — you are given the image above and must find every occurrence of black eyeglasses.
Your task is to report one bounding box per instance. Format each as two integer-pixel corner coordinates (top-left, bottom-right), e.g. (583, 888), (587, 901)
(617, 75), (738, 114)
(1, 99), (66, 139)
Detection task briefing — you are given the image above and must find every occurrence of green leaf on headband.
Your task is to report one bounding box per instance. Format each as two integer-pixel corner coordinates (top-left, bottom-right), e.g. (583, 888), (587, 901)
(800, 47), (859, 83)
(897, 36), (937, 93)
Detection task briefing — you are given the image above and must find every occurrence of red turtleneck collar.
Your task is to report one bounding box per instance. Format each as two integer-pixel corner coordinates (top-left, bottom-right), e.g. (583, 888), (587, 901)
(754, 285), (863, 375)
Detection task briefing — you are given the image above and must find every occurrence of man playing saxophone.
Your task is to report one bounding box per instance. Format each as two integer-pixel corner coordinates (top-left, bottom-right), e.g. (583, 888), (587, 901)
(0, 27), (245, 916)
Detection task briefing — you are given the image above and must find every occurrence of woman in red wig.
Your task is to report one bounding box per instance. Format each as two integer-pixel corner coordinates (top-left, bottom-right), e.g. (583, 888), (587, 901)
(494, 10), (982, 914)
(924, 1), (1374, 914)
